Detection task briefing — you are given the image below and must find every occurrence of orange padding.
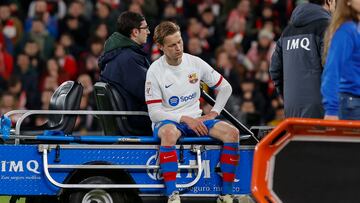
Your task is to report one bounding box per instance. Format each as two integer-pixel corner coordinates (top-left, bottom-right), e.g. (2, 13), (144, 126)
(251, 118), (360, 203)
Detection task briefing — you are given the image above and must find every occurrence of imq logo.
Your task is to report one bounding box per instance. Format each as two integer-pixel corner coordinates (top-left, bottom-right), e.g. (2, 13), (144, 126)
(286, 37), (311, 51)
(1, 160), (40, 174)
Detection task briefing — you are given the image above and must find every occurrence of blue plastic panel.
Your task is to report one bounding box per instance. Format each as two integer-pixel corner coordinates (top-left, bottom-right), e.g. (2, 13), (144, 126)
(0, 144), (253, 196)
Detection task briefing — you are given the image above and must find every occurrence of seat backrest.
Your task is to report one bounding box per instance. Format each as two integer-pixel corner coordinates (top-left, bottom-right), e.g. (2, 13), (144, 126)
(47, 81), (83, 134)
(93, 82), (124, 135)
(94, 82), (150, 136)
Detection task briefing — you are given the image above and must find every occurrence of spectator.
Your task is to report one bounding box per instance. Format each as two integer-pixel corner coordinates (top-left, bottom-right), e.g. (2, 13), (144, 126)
(162, 3), (185, 28)
(54, 43), (78, 80)
(25, 0), (59, 38)
(0, 34), (13, 81)
(239, 99), (262, 127)
(200, 7), (221, 50)
(216, 49), (241, 95)
(92, 2), (118, 34)
(13, 53), (40, 109)
(0, 92), (16, 115)
(28, 0), (66, 20)
(39, 58), (69, 92)
(7, 76), (26, 110)
(0, 2), (23, 46)
(78, 37), (103, 81)
(20, 18), (55, 61)
(60, 0), (89, 48)
(240, 79), (267, 118)
(186, 37), (212, 65)
(246, 29), (275, 67)
(58, 33), (82, 59)
(23, 40), (44, 73)
(226, 0), (253, 35)
(92, 23), (109, 42)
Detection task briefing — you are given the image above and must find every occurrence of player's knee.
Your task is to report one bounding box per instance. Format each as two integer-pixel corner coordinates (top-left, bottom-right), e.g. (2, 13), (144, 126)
(159, 125), (180, 145)
(225, 126), (239, 142)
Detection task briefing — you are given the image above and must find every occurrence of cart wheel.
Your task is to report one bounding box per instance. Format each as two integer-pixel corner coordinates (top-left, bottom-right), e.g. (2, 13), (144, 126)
(68, 176), (125, 203)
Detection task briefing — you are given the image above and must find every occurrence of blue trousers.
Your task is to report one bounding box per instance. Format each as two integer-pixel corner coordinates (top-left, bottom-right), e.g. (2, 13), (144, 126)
(339, 93), (360, 120)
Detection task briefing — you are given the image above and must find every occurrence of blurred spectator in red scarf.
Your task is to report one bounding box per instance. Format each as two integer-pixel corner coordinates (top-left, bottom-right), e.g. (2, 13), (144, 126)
(0, 2), (23, 47)
(0, 33), (13, 81)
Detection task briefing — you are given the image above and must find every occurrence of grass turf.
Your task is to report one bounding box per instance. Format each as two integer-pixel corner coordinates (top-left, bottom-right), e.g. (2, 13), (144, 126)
(0, 196), (26, 203)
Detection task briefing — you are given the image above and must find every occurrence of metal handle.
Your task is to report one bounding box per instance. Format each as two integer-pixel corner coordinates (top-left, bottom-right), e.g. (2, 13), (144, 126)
(42, 148), (203, 189)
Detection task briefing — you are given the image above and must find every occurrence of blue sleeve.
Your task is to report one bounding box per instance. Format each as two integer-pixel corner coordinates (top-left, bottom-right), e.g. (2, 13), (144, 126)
(321, 25), (354, 116)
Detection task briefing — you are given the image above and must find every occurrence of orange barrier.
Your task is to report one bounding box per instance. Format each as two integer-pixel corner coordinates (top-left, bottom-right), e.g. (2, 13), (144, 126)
(251, 118), (360, 203)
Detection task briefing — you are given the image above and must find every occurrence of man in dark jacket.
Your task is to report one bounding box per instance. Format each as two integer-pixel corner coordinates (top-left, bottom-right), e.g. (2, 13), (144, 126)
(98, 11), (151, 132)
(269, 0), (336, 118)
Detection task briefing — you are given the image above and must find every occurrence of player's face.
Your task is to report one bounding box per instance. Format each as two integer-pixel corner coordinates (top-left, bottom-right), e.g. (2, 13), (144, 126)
(160, 31), (183, 62)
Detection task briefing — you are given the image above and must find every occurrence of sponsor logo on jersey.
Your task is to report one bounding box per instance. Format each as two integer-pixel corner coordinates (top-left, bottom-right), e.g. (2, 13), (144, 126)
(165, 83), (174, 88)
(180, 92), (196, 102)
(169, 96), (180, 106)
(168, 92), (197, 106)
(188, 73), (198, 84)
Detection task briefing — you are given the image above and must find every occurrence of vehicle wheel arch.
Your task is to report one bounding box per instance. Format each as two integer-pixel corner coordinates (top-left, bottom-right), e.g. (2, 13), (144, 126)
(58, 161), (141, 203)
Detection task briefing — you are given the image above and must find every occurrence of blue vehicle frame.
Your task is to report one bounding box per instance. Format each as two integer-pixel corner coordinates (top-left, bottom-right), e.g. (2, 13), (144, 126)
(0, 93), (260, 203)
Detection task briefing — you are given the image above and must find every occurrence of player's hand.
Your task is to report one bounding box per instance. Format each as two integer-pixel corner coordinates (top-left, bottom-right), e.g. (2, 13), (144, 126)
(197, 111), (218, 122)
(180, 116), (208, 136)
(324, 115), (339, 120)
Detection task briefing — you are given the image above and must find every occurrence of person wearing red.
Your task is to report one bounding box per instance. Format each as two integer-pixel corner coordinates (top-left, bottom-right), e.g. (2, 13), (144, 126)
(0, 33), (13, 82)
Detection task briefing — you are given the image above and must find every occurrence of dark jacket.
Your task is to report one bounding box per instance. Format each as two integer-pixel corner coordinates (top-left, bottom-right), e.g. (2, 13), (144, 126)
(269, 3), (330, 118)
(98, 32), (151, 131)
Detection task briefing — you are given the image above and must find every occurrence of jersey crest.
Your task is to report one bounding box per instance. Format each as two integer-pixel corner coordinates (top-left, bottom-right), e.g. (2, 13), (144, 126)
(188, 73), (198, 84)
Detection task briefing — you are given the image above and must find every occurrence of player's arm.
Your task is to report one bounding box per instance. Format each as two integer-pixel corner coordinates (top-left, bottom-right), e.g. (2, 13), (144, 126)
(197, 57), (232, 120)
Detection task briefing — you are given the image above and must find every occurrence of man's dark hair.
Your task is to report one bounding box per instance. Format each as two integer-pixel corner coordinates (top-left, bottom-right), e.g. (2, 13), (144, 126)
(309, 0), (326, 5)
(117, 11), (145, 38)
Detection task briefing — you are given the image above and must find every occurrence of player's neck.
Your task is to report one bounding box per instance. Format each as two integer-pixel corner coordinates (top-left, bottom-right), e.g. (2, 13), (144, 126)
(165, 56), (182, 66)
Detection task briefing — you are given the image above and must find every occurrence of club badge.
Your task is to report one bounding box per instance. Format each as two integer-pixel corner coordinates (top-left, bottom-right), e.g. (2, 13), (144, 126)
(188, 73), (198, 84)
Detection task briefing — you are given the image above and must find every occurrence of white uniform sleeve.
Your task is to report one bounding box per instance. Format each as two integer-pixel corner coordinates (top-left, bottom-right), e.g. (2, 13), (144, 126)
(211, 79), (232, 114)
(195, 57), (232, 115)
(145, 70), (182, 123)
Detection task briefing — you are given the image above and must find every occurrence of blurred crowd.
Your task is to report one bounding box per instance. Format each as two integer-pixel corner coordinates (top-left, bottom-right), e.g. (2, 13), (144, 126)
(0, 0), (305, 132)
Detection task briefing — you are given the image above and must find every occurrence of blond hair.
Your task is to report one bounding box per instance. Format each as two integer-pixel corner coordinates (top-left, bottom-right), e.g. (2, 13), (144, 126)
(153, 21), (180, 45)
(323, 0), (358, 64)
